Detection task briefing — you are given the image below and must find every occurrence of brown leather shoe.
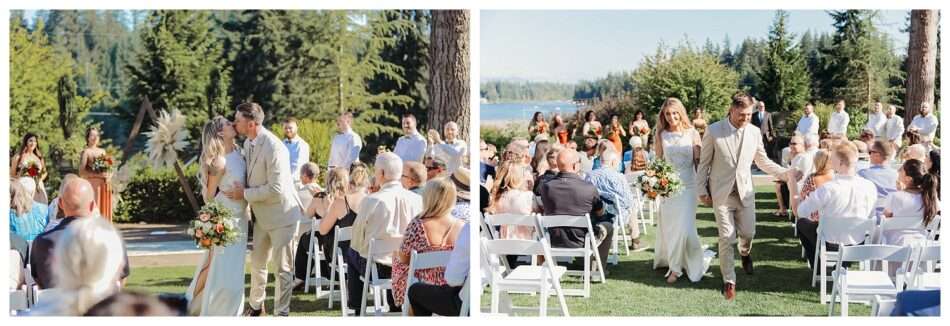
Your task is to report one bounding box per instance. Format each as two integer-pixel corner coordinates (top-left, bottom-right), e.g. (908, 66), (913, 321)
(722, 282), (736, 300)
(244, 305), (265, 316)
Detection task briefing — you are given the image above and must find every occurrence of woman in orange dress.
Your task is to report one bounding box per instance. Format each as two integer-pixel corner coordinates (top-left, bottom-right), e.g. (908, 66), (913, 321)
(552, 114), (569, 145)
(606, 115), (626, 153)
(582, 110), (603, 139)
(79, 127), (113, 222)
(528, 111), (549, 140)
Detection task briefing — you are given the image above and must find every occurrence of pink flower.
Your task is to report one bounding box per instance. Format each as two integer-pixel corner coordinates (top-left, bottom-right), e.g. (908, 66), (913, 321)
(199, 213), (210, 222)
(195, 229), (204, 238)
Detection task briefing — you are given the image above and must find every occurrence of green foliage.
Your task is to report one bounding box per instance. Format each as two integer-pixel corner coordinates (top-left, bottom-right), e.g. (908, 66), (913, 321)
(825, 10), (904, 110)
(269, 119), (336, 174)
(756, 11), (811, 113)
(573, 72), (635, 102)
(631, 43), (740, 123)
(481, 80), (575, 102)
(480, 124), (527, 152)
(114, 163), (201, 223)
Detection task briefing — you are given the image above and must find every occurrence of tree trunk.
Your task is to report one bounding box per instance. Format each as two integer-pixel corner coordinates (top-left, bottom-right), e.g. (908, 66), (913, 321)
(905, 9), (938, 123)
(428, 10), (470, 141)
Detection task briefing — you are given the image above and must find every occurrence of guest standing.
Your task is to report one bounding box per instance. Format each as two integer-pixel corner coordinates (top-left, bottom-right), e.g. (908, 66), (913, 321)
(827, 100), (850, 139)
(282, 118), (310, 183)
(795, 103), (820, 138)
(606, 115), (626, 154)
(9, 177), (48, 241)
(884, 105), (905, 155)
(628, 110), (650, 147)
(908, 102), (939, 149)
(866, 102), (888, 140)
(751, 102), (776, 160)
(328, 112), (363, 172)
(394, 113), (427, 163)
(528, 111), (550, 140)
(436, 121), (467, 173)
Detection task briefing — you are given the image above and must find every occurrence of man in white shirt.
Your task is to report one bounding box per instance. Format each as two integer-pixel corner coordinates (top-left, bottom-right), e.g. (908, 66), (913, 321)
(789, 134), (819, 192)
(282, 118), (310, 183)
(393, 113), (427, 163)
(407, 222), (469, 316)
(884, 105), (905, 155)
(827, 99), (850, 138)
(908, 102), (939, 148)
(866, 101), (887, 140)
(437, 121), (468, 173)
(795, 103), (820, 137)
(348, 152), (422, 313)
(328, 112), (362, 171)
(796, 143), (878, 268)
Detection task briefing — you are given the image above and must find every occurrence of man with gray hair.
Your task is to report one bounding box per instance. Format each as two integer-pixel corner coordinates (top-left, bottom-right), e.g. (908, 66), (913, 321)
(789, 134), (820, 191)
(585, 148), (641, 251)
(349, 152), (422, 314)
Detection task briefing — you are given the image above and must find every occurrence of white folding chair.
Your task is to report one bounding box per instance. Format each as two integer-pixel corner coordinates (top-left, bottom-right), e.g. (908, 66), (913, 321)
(828, 244), (912, 316)
(538, 214), (606, 298)
(871, 295), (897, 316)
(9, 250), (29, 314)
(925, 215), (941, 241)
(304, 218), (334, 299)
(482, 238), (569, 316)
(907, 243), (940, 290)
(812, 217), (875, 304)
(400, 249), (453, 316)
(328, 226), (351, 312)
(483, 213), (542, 241)
(874, 215), (925, 245)
(627, 180), (652, 234)
(458, 278), (470, 317)
(607, 194), (631, 265)
(360, 236), (404, 316)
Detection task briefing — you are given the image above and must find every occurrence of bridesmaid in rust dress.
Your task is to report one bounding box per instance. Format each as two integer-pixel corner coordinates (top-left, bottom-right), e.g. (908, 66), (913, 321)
(79, 127), (113, 222)
(551, 114), (569, 145)
(606, 115), (626, 153)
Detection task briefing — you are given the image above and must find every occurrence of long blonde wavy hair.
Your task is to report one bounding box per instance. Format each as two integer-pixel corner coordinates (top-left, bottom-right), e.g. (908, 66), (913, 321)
(654, 97), (694, 159)
(198, 116), (235, 191)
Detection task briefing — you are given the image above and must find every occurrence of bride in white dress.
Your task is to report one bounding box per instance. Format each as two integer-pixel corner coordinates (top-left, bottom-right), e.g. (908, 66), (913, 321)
(186, 116), (250, 316)
(652, 98), (712, 283)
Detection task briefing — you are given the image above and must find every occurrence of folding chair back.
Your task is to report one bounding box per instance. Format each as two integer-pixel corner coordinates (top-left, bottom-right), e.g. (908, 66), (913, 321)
(458, 278), (470, 316)
(481, 238), (569, 316)
(537, 214), (604, 297)
(813, 216), (875, 303)
(401, 250), (452, 315)
(926, 215), (941, 241)
(328, 226), (351, 311)
(838, 244), (911, 264)
(876, 216), (924, 244)
(361, 236), (404, 316)
(484, 213), (541, 240)
(908, 243), (940, 290)
(829, 244), (912, 316)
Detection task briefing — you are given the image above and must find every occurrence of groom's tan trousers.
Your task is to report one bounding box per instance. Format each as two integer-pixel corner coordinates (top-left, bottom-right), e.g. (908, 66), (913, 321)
(713, 189), (756, 284)
(248, 222), (297, 315)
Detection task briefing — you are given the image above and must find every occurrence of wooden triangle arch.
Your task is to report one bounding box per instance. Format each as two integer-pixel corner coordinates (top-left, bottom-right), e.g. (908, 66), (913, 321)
(121, 97), (201, 214)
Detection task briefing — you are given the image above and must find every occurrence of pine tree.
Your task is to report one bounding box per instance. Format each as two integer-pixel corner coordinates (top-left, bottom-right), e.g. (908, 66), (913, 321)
(757, 10), (811, 113)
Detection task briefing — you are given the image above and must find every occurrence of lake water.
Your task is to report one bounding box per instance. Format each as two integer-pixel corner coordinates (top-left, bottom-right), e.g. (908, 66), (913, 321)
(480, 100), (580, 122)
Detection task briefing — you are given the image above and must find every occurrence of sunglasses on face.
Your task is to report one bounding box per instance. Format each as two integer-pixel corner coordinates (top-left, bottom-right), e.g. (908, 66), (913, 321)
(789, 142), (800, 146)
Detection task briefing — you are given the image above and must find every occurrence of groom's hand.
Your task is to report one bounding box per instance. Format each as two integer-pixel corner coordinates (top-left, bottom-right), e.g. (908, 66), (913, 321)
(699, 195), (712, 206)
(224, 181), (245, 200)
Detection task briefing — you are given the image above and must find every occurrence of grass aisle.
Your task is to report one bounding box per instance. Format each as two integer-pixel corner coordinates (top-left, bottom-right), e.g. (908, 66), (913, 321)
(482, 185), (869, 316)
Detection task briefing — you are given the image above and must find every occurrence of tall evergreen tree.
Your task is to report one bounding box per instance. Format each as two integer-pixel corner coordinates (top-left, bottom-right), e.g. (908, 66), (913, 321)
(757, 10), (811, 113)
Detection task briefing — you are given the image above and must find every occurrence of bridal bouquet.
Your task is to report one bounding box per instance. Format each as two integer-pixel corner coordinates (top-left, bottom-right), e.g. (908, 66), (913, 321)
(91, 154), (116, 173)
(637, 126), (651, 136)
(637, 160), (682, 200)
(187, 202), (239, 249)
(17, 158), (42, 179)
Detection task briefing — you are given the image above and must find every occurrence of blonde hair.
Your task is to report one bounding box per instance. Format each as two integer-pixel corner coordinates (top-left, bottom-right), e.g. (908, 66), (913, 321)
(490, 161), (527, 205)
(812, 150), (832, 175)
(11, 177), (33, 216)
(349, 162), (371, 191)
(199, 116), (233, 187)
(654, 97), (694, 158)
(326, 167), (350, 198)
(44, 218), (124, 315)
(419, 177), (457, 220)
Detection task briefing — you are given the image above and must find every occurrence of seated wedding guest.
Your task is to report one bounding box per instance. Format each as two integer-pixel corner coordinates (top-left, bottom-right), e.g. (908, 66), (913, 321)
(531, 139), (552, 176)
(349, 161), (371, 194)
(10, 243), (25, 290)
(349, 152), (422, 314)
(402, 161), (427, 194)
(394, 113), (428, 163)
(328, 112), (363, 172)
(450, 167), (472, 221)
(296, 167), (365, 287)
(859, 129), (875, 149)
(407, 222), (469, 316)
(586, 149), (639, 249)
(622, 136), (648, 175)
(540, 149), (614, 275)
(534, 147), (560, 196)
(425, 155), (448, 180)
(46, 174), (80, 232)
(479, 140), (497, 184)
(10, 177), (48, 241)
(854, 140), (871, 170)
(10, 232), (29, 271)
(297, 162), (324, 208)
(796, 144), (877, 269)
(392, 177), (464, 311)
(774, 136), (803, 218)
(490, 161), (535, 240)
(30, 217), (126, 316)
(789, 134), (820, 206)
(880, 159), (939, 246)
(84, 291), (182, 316)
(31, 178), (130, 289)
(858, 141), (898, 203)
(795, 150), (833, 223)
(578, 137), (597, 173)
(282, 118), (310, 183)
(902, 144), (928, 164)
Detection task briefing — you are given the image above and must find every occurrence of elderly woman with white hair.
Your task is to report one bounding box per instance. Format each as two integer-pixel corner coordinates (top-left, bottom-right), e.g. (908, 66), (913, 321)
(9, 177), (49, 241)
(29, 217), (126, 316)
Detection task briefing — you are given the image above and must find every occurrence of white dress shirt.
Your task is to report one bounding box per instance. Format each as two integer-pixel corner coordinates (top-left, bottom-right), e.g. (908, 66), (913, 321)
(791, 147), (818, 191)
(328, 128), (362, 169)
(909, 113), (939, 141)
(866, 111), (887, 138)
(828, 110), (850, 136)
(444, 222), (470, 287)
(393, 131), (427, 163)
(797, 175), (878, 243)
(436, 139), (468, 173)
(351, 180), (423, 265)
(796, 113), (820, 137)
(283, 136), (310, 181)
(884, 115), (905, 147)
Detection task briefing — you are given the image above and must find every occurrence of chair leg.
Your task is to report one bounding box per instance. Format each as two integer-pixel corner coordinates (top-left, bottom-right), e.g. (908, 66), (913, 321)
(491, 288), (500, 314)
(583, 253), (591, 297)
(539, 283), (549, 317)
(305, 235), (314, 293)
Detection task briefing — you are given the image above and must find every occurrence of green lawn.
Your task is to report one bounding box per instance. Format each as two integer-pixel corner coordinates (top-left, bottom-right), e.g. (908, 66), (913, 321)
(126, 265), (345, 316)
(481, 185), (870, 316)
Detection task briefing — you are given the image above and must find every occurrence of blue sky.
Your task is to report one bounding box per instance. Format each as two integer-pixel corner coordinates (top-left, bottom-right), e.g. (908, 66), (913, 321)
(481, 10), (910, 83)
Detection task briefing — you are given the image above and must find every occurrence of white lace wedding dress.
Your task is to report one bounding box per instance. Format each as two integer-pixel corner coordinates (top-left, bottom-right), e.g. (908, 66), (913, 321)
(185, 149), (250, 316)
(652, 129), (713, 282)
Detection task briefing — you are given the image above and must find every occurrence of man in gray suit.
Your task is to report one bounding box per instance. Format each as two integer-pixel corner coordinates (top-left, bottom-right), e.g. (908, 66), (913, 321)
(225, 102), (303, 316)
(696, 93), (789, 300)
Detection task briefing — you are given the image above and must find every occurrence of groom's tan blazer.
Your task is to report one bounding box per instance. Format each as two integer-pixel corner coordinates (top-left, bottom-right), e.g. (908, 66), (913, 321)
(696, 119), (787, 207)
(244, 127), (303, 230)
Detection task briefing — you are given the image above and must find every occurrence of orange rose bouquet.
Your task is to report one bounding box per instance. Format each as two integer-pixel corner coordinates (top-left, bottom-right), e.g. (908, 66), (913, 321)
(187, 202), (238, 249)
(637, 160), (682, 200)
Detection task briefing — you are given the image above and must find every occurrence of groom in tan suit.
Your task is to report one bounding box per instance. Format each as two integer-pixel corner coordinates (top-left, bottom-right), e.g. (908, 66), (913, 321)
(696, 93), (788, 300)
(225, 102), (303, 316)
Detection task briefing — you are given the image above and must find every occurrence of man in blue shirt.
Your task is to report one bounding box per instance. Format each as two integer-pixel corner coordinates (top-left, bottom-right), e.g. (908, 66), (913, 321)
(857, 140), (898, 206)
(282, 118), (310, 184)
